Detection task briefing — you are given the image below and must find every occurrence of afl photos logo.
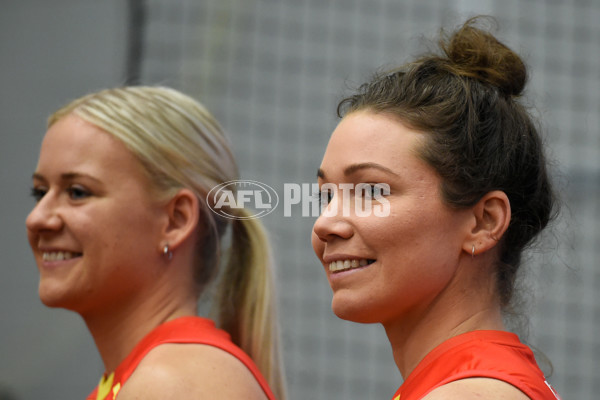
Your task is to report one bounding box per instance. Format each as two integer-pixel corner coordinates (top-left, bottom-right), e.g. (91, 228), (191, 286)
(207, 180), (279, 220)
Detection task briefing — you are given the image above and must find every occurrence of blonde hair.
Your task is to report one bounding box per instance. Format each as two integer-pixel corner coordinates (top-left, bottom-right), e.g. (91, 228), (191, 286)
(49, 86), (286, 399)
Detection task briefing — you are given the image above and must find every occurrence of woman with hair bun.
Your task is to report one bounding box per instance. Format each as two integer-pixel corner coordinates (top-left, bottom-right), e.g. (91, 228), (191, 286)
(26, 86), (285, 399)
(312, 17), (561, 400)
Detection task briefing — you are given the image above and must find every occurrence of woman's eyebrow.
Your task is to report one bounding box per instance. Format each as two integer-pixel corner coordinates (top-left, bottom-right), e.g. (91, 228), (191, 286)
(59, 172), (102, 183)
(317, 162), (399, 179)
(32, 172), (102, 184)
(343, 162), (399, 177)
(32, 172), (46, 181)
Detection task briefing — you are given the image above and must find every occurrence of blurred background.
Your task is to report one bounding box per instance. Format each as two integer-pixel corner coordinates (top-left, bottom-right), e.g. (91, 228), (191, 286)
(1, 0), (598, 399)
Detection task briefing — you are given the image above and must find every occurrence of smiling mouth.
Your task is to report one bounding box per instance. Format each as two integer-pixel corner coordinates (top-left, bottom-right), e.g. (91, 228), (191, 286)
(329, 259), (375, 273)
(42, 251), (82, 262)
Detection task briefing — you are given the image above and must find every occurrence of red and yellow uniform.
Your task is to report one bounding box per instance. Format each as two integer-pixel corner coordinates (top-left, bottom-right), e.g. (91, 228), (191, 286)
(87, 316), (276, 400)
(392, 330), (561, 400)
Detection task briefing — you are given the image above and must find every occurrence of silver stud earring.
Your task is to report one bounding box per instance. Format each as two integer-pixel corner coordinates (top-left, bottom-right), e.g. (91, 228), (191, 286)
(472, 244), (476, 258)
(163, 244), (173, 261)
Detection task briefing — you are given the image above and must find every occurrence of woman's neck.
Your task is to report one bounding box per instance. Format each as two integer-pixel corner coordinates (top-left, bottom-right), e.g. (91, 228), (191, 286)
(82, 275), (198, 373)
(383, 263), (505, 379)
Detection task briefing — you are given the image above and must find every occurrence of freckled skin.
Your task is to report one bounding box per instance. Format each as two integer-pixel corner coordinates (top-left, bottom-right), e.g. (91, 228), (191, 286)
(312, 110), (471, 326)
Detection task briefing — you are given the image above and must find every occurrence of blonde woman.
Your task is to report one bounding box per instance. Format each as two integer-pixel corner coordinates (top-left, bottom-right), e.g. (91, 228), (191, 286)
(26, 86), (285, 400)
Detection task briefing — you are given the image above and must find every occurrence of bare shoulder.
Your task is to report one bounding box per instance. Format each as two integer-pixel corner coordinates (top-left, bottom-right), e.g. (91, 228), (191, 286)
(116, 343), (268, 400)
(422, 378), (531, 400)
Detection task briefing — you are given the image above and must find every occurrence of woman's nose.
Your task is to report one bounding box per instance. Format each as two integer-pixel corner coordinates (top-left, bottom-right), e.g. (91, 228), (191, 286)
(26, 191), (64, 235)
(312, 191), (354, 243)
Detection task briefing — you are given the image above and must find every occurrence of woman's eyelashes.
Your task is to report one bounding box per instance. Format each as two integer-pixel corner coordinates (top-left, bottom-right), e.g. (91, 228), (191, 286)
(30, 184), (92, 202)
(66, 185), (91, 200)
(359, 183), (389, 199)
(30, 186), (47, 202)
(315, 183), (390, 204)
(315, 189), (334, 204)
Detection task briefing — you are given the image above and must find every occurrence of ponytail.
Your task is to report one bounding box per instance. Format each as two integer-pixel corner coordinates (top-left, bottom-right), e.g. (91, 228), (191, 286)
(54, 86), (286, 397)
(214, 208), (286, 400)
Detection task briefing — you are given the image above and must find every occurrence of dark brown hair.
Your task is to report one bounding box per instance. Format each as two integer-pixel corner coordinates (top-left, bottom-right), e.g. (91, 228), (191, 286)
(337, 16), (556, 307)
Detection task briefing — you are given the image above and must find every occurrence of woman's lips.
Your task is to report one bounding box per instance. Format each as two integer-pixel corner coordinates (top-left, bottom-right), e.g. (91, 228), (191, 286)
(42, 251), (82, 261)
(328, 258), (375, 273)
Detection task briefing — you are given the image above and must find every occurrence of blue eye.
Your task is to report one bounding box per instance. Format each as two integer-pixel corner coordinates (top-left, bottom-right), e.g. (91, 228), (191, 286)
(30, 187), (47, 202)
(67, 185), (91, 200)
(367, 184), (380, 197)
(359, 184), (374, 198)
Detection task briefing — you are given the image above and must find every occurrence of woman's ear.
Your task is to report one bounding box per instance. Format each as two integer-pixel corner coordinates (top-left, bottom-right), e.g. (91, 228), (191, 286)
(161, 188), (200, 250)
(463, 190), (511, 257)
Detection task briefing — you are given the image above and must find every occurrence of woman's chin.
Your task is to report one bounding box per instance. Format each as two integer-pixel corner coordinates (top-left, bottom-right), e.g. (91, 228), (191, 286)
(331, 299), (381, 324)
(38, 282), (79, 310)
(39, 290), (67, 309)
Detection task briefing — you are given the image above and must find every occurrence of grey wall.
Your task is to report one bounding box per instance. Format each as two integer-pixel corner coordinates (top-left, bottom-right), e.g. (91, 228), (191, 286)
(1, 1), (598, 400)
(139, 1), (599, 399)
(0, 1), (128, 399)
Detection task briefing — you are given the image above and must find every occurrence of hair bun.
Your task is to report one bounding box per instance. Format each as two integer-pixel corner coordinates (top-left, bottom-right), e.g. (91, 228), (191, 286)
(440, 16), (527, 97)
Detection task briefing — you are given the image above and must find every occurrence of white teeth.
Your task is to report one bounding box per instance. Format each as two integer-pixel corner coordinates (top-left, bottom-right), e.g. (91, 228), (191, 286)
(329, 259), (372, 272)
(42, 251), (78, 262)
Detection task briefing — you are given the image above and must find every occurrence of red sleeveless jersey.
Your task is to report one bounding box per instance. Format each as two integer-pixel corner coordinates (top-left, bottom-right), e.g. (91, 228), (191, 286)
(391, 330), (561, 400)
(87, 316), (276, 400)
